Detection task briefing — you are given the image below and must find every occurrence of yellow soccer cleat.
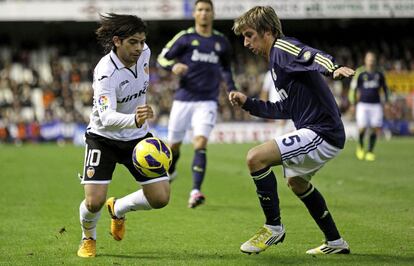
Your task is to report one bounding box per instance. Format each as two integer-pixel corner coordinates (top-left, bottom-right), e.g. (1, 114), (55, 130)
(365, 152), (375, 161)
(240, 225), (285, 254)
(306, 240), (350, 255)
(106, 197), (125, 241)
(355, 145), (365, 160)
(77, 238), (96, 258)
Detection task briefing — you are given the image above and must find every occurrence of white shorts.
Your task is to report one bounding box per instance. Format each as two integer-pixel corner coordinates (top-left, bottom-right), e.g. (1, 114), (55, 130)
(275, 128), (341, 181)
(356, 102), (383, 128)
(168, 100), (217, 144)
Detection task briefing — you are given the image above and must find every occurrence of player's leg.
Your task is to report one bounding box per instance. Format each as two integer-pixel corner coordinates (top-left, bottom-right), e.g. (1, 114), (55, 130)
(355, 103), (367, 160)
(365, 104), (383, 161)
(274, 128), (349, 254)
(187, 135), (208, 208)
(106, 135), (170, 241)
(168, 142), (181, 181)
(167, 100), (192, 180)
(287, 176), (349, 254)
(78, 133), (116, 257)
(240, 139), (286, 254)
(78, 184), (108, 258)
(188, 101), (216, 208)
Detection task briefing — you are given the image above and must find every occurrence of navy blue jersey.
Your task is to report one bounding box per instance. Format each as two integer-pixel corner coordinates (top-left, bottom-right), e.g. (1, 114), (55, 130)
(242, 37), (345, 149)
(352, 66), (388, 103)
(157, 27), (236, 101)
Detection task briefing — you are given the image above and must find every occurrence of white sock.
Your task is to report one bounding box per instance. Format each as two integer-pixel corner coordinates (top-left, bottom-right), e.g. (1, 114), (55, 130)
(114, 189), (152, 218)
(327, 238), (344, 246)
(264, 224), (283, 233)
(79, 200), (101, 240)
(190, 189), (200, 196)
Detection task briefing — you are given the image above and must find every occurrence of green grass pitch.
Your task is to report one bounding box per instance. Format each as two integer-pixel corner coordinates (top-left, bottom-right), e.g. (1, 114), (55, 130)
(0, 138), (413, 265)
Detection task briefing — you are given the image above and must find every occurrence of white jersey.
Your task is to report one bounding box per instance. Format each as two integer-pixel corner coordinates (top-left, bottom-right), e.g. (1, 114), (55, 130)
(87, 46), (151, 141)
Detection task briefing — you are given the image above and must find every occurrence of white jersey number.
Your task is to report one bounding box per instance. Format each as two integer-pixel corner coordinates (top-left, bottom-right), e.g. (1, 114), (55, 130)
(86, 149), (101, 167)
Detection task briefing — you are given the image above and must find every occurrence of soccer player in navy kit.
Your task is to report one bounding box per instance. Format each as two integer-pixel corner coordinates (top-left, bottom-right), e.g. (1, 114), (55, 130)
(157, 0), (236, 208)
(77, 14), (170, 258)
(350, 51), (389, 161)
(230, 6), (355, 255)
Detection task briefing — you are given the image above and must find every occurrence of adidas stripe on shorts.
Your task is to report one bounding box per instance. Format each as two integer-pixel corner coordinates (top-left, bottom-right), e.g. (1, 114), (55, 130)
(275, 128), (341, 180)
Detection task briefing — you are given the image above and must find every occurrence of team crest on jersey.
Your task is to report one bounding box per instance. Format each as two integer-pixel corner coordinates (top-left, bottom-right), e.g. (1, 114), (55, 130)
(272, 68), (277, 81)
(86, 167), (95, 178)
(303, 51), (311, 61)
(191, 39), (200, 46)
(119, 80), (129, 90)
(215, 42), (221, 51)
(144, 63), (149, 75)
(98, 95), (109, 112)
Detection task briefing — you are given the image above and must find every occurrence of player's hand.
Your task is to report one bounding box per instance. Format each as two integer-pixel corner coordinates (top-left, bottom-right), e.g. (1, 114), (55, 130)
(172, 63), (189, 76)
(135, 105), (154, 127)
(228, 91), (247, 107)
(333, 67), (355, 80)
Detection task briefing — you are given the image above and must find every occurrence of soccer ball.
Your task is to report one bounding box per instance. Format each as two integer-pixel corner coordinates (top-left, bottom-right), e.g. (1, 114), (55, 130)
(132, 137), (172, 178)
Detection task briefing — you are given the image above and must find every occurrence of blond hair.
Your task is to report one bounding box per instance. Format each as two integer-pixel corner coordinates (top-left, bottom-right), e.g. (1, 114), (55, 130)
(233, 6), (283, 38)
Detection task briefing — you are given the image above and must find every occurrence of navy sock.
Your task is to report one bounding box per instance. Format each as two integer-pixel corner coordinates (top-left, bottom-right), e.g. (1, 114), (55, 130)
(168, 149), (180, 175)
(251, 167), (281, 226)
(368, 132), (377, 152)
(192, 149), (206, 190)
(298, 185), (340, 241)
(358, 130), (365, 148)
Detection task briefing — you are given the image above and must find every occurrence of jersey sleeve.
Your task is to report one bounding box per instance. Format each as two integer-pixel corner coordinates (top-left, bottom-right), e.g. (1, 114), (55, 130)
(242, 97), (291, 119)
(93, 70), (137, 129)
(157, 30), (187, 71)
(220, 37), (237, 92)
(274, 39), (340, 77)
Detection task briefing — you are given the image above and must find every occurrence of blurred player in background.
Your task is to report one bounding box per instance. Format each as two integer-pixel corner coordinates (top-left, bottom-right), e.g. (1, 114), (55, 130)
(260, 70), (281, 103)
(230, 6), (354, 255)
(350, 51), (389, 161)
(157, 0), (236, 208)
(77, 14), (170, 258)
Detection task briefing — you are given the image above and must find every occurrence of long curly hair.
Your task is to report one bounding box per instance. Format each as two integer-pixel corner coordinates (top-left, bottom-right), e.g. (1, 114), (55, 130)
(96, 13), (147, 53)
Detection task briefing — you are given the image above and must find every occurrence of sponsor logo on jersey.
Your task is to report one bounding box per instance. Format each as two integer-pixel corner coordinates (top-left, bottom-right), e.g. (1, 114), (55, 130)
(98, 95), (109, 112)
(117, 81), (149, 103)
(191, 49), (219, 63)
(275, 87), (288, 101)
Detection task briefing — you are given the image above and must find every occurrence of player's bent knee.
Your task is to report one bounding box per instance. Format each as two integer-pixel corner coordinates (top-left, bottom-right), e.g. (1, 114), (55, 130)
(84, 199), (105, 213)
(148, 195), (170, 209)
(246, 149), (264, 171)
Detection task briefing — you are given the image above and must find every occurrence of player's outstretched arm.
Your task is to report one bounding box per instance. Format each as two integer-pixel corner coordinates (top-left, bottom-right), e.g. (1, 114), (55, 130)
(135, 104), (154, 127)
(228, 91), (247, 107)
(333, 66), (355, 80)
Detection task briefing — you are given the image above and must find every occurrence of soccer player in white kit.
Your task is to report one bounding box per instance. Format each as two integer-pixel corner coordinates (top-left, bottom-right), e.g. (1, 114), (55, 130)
(157, 0), (237, 208)
(350, 51), (389, 161)
(77, 14), (170, 258)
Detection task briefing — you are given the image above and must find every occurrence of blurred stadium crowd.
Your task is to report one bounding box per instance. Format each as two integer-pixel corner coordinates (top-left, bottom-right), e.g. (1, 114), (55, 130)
(0, 23), (413, 144)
